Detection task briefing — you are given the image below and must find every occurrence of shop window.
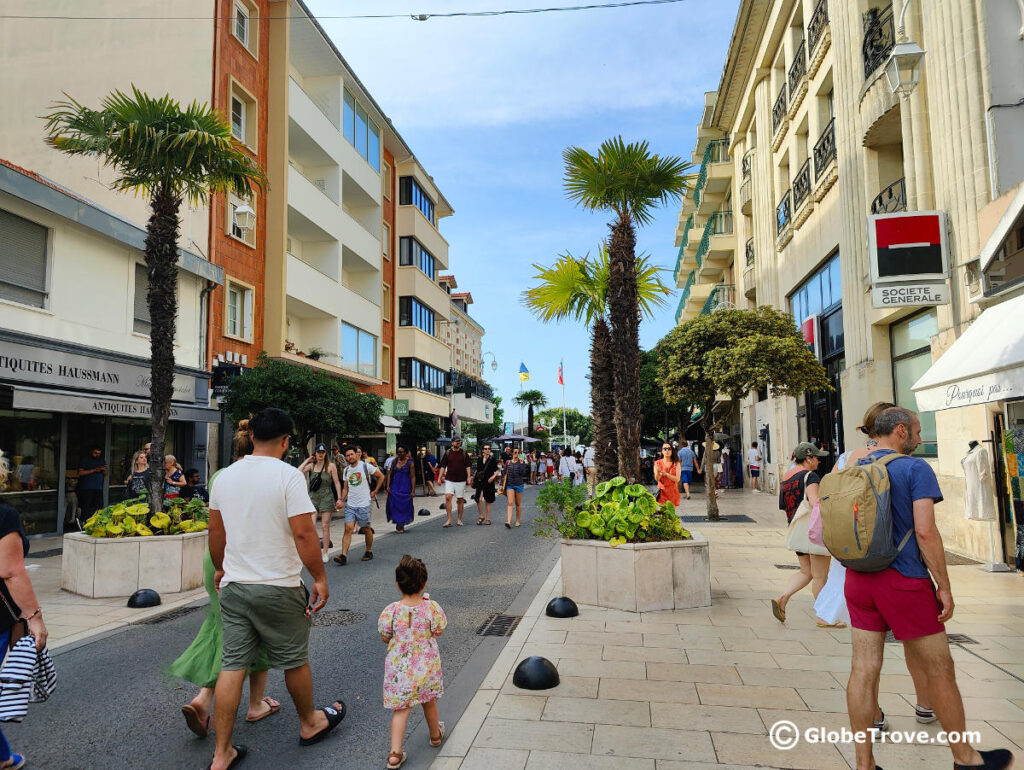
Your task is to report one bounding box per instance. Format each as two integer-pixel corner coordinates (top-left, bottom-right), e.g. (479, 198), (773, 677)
(225, 279), (254, 340)
(0, 208), (48, 308)
(0, 409), (61, 535)
(133, 263), (151, 335)
(891, 309), (939, 456)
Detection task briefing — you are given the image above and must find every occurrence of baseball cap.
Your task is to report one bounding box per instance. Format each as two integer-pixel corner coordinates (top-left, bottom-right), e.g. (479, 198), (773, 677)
(315, 442), (327, 453)
(793, 442), (829, 460)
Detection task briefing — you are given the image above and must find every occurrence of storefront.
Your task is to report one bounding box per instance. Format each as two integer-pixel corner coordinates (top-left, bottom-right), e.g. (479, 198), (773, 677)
(0, 330), (218, 536)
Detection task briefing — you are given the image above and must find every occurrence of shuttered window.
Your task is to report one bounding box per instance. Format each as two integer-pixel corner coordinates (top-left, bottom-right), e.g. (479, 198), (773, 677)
(133, 263), (151, 335)
(0, 208), (48, 307)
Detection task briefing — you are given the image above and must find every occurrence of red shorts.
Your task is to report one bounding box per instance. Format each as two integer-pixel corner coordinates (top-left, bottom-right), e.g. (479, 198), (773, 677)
(844, 567), (945, 641)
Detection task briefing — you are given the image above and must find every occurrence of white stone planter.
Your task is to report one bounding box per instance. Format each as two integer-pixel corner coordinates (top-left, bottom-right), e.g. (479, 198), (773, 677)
(560, 533), (711, 612)
(61, 531), (208, 598)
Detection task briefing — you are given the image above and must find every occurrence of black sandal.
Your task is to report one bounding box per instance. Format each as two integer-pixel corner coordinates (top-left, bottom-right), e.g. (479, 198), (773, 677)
(299, 701), (347, 746)
(205, 745), (248, 770)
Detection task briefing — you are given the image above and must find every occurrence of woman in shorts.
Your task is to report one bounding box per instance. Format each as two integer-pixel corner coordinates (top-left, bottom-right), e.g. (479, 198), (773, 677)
(501, 448), (530, 528)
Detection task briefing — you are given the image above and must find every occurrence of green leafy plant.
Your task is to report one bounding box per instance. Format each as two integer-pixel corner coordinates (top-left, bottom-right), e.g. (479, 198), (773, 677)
(81, 495), (209, 538)
(533, 476), (690, 546)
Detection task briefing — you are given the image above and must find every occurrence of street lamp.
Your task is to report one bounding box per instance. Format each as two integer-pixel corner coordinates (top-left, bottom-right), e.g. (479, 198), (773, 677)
(884, 40), (926, 98)
(482, 351), (498, 375)
(232, 203), (256, 234)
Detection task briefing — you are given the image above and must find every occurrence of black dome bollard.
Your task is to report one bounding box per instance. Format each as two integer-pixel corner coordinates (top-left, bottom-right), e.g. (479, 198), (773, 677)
(127, 589), (161, 608)
(546, 596), (579, 618)
(512, 656), (560, 690)
(417, 508), (431, 517)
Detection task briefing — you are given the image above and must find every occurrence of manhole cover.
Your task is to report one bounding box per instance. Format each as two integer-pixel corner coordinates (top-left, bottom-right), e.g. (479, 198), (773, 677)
(310, 610), (366, 627)
(476, 613), (522, 637)
(680, 515), (756, 523)
(775, 563), (801, 570)
(143, 606), (200, 624)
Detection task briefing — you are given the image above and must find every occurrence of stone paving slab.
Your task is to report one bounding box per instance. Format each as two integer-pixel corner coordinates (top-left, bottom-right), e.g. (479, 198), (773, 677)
(433, 489), (1024, 769)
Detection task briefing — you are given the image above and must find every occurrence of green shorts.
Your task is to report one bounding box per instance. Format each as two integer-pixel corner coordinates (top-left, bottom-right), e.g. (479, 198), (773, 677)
(220, 582), (311, 671)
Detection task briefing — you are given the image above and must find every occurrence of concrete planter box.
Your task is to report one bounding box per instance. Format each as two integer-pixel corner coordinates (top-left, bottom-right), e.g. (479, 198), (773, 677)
(61, 531), (208, 598)
(561, 533), (711, 612)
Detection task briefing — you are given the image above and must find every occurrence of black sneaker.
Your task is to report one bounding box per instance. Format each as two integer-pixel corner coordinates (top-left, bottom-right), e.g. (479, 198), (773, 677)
(361, 551), (373, 561)
(953, 748), (1014, 770)
(333, 554), (347, 566)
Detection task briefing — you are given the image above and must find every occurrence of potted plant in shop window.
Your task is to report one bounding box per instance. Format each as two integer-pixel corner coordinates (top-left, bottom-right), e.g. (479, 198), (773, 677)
(533, 477), (711, 612)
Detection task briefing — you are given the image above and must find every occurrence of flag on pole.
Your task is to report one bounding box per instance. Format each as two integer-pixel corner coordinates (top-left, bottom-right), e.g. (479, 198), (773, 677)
(557, 360), (564, 386)
(518, 362), (530, 383)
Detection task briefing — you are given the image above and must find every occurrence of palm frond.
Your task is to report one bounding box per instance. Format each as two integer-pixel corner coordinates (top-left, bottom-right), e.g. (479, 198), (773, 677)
(42, 85), (265, 204)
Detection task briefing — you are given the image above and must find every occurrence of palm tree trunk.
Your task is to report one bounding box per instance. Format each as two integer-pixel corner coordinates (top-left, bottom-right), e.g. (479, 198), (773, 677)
(527, 404), (534, 437)
(608, 214), (641, 482)
(704, 414), (720, 521)
(590, 318), (617, 481)
(145, 185), (182, 513)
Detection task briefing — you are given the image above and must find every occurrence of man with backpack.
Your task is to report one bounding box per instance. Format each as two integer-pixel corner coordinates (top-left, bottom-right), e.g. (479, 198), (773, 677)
(334, 445), (385, 565)
(826, 407), (1012, 770)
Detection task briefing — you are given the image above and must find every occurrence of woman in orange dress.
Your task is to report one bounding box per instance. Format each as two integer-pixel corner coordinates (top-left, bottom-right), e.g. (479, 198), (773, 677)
(653, 443), (681, 506)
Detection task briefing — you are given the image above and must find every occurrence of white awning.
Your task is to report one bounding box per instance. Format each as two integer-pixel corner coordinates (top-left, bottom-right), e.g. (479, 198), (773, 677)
(912, 293), (1024, 412)
(980, 183), (1024, 272)
(379, 415), (402, 434)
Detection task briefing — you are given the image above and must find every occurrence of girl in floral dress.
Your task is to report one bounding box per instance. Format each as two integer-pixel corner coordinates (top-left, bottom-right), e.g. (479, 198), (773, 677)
(379, 555), (447, 769)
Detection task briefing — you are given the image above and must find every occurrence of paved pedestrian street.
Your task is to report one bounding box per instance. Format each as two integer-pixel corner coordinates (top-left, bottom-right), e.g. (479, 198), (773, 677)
(431, 489), (1024, 770)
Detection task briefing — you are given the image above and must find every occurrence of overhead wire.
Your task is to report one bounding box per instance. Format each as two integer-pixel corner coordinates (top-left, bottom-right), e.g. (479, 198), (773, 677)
(0, 0), (689, 21)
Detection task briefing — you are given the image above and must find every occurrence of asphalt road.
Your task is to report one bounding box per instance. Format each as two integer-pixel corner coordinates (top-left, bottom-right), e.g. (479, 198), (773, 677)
(7, 485), (559, 770)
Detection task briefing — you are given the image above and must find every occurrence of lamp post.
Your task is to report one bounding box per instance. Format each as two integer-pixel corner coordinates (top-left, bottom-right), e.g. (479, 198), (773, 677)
(482, 351), (498, 376)
(439, 318), (458, 438)
(885, 0), (926, 210)
(232, 203), (256, 235)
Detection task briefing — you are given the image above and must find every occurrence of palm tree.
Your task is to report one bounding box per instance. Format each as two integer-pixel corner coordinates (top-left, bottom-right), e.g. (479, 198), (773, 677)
(513, 389), (548, 438)
(523, 246), (671, 482)
(43, 86), (265, 511)
(563, 137), (690, 481)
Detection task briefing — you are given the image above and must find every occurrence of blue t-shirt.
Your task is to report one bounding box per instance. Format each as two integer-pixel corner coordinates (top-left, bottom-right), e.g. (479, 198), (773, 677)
(78, 456), (106, 491)
(863, 449), (943, 579)
(677, 447), (697, 469)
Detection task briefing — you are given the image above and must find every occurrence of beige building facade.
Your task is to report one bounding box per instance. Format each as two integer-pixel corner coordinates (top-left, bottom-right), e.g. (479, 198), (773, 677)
(674, 0), (1024, 565)
(439, 276), (494, 426)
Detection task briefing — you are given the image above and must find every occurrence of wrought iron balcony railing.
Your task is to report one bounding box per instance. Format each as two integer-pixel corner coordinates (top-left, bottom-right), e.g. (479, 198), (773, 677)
(813, 118), (836, 178)
(870, 177), (907, 214)
(862, 5), (895, 79)
(745, 238), (755, 268)
(788, 39), (807, 96)
(695, 210), (734, 269)
(692, 138), (730, 209)
(808, 0), (830, 54)
(792, 158), (812, 209)
(776, 190), (792, 235)
(772, 83), (788, 134)
(742, 149), (754, 179)
(701, 284), (736, 316)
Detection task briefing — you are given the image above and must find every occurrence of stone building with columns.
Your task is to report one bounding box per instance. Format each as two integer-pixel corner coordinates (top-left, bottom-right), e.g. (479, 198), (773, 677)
(672, 0), (1024, 565)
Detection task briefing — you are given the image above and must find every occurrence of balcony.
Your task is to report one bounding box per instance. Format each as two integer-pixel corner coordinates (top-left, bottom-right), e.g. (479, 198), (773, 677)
(740, 149), (754, 216)
(870, 177), (907, 214)
(696, 210), (735, 279)
(743, 239), (756, 300)
(792, 158), (813, 227)
(813, 118), (838, 200)
(680, 278), (714, 324)
(862, 5), (895, 80)
(807, 0), (831, 76)
(771, 84), (788, 149)
(397, 206), (450, 270)
(776, 190), (793, 250)
(693, 138), (730, 213)
(675, 270), (695, 324)
(449, 369), (495, 403)
(700, 284), (736, 316)
(787, 40), (808, 118)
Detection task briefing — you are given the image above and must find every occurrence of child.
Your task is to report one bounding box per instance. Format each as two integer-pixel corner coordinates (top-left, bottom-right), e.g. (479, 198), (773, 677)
(379, 555), (447, 769)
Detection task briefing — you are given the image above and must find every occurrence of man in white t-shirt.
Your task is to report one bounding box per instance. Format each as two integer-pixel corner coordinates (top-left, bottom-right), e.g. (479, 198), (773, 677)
(747, 441), (762, 493)
(207, 409), (346, 770)
(335, 445), (385, 565)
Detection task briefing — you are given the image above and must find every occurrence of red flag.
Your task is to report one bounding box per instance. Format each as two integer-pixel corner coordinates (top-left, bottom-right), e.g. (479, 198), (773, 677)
(557, 361), (564, 386)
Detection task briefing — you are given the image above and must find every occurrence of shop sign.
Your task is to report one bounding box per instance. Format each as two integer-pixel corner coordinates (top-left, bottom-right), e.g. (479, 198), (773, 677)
(871, 282), (950, 308)
(0, 340), (196, 402)
(12, 387), (219, 423)
(392, 399), (409, 418)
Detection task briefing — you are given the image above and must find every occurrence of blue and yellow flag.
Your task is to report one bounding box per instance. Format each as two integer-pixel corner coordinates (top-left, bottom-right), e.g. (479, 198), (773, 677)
(518, 362), (530, 383)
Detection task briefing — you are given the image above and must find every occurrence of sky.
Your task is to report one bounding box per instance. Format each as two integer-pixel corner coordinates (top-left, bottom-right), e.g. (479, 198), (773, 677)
(308, 0), (741, 417)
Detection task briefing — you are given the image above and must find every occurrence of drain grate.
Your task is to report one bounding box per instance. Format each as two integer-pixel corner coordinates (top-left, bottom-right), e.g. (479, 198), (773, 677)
(476, 613), (522, 637)
(680, 515), (756, 523)
(775, 563), (801, 570)
(885, 631), (978, 645)
(143, 606), (200, 624)
(310, 610), (366, 627)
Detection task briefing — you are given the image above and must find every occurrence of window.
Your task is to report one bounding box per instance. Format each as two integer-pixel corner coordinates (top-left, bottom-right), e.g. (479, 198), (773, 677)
(225, 279), (254, 340)
(229, 82), (257, 148)
(133, 263), (150, 335)
(399, 176), (435, 225)
(234, 1), (249, 47)
(341, 322), (377, 377)
(789, 252), (840, 325)
(398, 357), (446, 396)
(891, 310), (939, 456)
(398, 296), (436, 336)
(382, 222), (391, 259)
(382, 283), (391, 322)
(0, 208), (48, 308)
(342, 89), (380, 171)
(227, 195), (256, 247)
(399, 236), (435, 280)
(381, 344), (391, 383)
(383, 162), (392, 199)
